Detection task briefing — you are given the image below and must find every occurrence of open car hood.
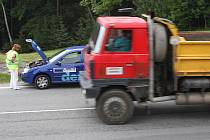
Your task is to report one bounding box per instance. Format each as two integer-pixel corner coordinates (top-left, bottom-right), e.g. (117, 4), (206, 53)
(26, 39), (48, 63)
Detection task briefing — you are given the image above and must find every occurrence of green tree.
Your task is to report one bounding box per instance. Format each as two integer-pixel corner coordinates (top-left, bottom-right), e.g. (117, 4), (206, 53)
(7, 0), (88, 52)
(1, 0), (209, 53)
(133, 0), (210, 30)
(72, 13), (93, 45)
(81, 0), (134, 16)
(53, 16), (72, 48)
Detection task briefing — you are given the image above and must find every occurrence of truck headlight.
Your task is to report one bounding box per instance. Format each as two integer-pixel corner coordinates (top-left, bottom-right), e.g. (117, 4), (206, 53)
(82, 89), (86, 95)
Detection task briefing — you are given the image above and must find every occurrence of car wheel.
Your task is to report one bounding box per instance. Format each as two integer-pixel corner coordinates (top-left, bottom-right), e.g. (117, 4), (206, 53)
(34, 74), (50, 89)
(96, 89), (134, 125)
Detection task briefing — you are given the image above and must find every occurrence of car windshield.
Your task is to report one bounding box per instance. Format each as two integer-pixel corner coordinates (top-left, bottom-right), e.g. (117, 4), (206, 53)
(48, 49), (65, 60)
(49, 49), (71, 63)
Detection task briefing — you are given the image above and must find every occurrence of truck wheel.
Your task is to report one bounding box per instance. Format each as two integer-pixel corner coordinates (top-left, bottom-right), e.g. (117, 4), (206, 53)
(34, 74), (50, 89)
(96, 89), (134, 125)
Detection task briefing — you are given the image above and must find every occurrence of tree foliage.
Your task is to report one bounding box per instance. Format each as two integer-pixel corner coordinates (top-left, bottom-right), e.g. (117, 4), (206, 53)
(81, 0), (210, 30)
(81, 0), (134, 16)
(0, 0), (90, 52)
(0, 0), (210, 52)
(133, 0), (210, 30)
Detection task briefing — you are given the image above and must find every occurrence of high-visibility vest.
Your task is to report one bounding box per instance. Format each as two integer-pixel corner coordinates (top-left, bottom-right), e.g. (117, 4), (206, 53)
(6, 50), (20, 70)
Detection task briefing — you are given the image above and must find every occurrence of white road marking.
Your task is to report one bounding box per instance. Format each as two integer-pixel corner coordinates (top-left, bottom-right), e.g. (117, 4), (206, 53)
(0, 107), (95, 115)
(0, 85), (31, 89)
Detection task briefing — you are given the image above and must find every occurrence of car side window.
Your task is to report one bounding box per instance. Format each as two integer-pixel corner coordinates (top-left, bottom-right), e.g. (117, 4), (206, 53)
(105, 29), (132, 52)
(61, 52), (81, 64)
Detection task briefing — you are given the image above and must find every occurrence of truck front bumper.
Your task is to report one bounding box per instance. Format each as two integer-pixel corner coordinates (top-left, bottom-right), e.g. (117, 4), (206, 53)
(80, 71), (149, 100)
(79, 71), (100, 98)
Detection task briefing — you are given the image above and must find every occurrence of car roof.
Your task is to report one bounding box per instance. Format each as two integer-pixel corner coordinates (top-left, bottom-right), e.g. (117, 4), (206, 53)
(66, 45), (85, 51)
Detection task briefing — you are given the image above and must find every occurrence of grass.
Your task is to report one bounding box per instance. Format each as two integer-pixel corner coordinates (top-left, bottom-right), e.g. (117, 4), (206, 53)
(0, 73), (10, 83)
(0, 48), (64, 64)
(21, 48), (64, 63)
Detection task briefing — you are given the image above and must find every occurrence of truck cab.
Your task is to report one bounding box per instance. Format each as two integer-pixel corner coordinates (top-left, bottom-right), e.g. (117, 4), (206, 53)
(81, 16), (149, 87)
(80, 16), (174, 124)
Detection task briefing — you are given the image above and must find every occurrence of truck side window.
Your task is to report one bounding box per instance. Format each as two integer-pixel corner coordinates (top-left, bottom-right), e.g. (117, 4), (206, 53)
(106, 29), (131, 52)
(61, 52), (81, 64)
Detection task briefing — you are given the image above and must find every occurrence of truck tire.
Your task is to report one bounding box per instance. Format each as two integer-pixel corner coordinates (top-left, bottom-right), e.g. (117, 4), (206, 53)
(34, 74), (50, 89)
(96, 89), (134, 125)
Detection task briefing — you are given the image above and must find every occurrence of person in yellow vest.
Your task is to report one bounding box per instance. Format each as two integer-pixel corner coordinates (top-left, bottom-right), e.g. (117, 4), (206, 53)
(5, 44), (21, 90)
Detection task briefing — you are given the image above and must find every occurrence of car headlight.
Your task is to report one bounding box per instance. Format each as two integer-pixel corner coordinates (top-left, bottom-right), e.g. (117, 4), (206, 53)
(22, 68), (30, 73)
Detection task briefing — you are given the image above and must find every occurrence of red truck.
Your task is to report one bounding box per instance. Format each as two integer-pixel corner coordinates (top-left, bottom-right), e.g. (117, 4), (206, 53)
(80, 15), (210, 124)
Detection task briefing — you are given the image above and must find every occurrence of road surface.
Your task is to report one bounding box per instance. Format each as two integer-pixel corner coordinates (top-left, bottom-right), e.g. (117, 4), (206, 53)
(0, 84), (210, 140)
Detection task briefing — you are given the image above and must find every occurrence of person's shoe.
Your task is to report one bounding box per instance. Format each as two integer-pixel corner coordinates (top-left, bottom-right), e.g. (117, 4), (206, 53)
(14, 88), (20, 90)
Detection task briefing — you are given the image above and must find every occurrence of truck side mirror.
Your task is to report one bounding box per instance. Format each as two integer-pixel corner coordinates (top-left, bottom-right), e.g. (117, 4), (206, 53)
(87, 45), (92, 54)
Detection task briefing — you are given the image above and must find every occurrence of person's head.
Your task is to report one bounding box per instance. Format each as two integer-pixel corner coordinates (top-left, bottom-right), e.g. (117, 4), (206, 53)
(117, 30), (124, 37)
(117, 30), (130, 38)
(12, 43), (21, 52)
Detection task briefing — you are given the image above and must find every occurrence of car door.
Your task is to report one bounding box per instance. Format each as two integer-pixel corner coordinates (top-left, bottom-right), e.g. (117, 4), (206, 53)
(52, 51), (83, 83)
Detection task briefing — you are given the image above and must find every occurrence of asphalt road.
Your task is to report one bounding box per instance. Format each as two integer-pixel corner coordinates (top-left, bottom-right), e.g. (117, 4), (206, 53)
(0, 84), (210, 140)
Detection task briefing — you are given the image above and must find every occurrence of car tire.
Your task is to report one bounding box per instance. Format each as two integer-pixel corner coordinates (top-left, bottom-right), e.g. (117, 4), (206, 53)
(96, 89), (134, 125)
(34, 74), (50, 89)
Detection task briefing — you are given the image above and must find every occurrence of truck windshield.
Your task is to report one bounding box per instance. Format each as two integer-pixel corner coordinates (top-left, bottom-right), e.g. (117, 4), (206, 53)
(90, 23), (100, 47)
(89, 24), (106, 53)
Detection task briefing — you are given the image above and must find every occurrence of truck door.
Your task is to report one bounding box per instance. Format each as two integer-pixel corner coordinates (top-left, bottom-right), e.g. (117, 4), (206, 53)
(53, 51), (83, 83)
(100, 29), (137, 79)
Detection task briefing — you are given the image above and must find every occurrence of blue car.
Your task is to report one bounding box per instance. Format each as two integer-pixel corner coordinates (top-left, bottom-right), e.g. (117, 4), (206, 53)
(21, 39), (85, 89)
